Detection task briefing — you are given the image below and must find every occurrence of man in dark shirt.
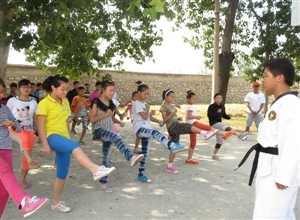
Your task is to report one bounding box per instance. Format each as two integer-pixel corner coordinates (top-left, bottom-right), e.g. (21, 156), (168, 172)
(66, 81), (79, 106)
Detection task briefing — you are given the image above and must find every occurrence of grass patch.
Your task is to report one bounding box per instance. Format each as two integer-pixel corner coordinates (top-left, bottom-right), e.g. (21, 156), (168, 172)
(120, 103), (258, 132)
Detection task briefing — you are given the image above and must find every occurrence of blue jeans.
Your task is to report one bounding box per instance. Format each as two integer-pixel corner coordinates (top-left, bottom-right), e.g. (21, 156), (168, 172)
(93, 127), (134, 184)
(136, 127), (175, 177)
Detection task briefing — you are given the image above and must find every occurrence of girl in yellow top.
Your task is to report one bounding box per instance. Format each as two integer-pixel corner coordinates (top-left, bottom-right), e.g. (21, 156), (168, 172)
(36, 75), (115, 213)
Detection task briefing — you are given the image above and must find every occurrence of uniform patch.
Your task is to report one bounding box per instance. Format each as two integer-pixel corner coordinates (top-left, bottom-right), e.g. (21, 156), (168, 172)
(268, 110), (277, 121)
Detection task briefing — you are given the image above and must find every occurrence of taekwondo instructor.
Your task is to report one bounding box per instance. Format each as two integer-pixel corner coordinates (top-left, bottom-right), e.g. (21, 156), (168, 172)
(252, 58), (300, 219)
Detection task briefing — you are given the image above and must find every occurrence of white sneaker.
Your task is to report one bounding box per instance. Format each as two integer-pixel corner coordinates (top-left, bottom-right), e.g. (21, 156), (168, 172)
(51, 201), (71, 213)
(93, 166), (116, 181)
(203, 129), (219, 140)
(212, 155), (221, 160)
(238, 132), (249, 140)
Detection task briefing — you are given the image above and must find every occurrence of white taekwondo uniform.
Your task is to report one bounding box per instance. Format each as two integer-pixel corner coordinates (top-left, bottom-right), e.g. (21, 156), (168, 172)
(253, 92), (300, 219)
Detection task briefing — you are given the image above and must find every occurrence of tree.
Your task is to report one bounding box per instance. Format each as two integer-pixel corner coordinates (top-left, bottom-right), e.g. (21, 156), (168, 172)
(0, 0), (171, 79)
(169, 0), (300, 104)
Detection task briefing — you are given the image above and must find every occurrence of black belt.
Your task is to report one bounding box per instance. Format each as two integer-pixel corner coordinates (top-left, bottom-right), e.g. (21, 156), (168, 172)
(234, 143), (278, 186)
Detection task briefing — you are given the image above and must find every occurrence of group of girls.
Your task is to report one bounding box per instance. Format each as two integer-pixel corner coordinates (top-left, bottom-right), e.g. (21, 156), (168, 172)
(0, 74), (246, 218)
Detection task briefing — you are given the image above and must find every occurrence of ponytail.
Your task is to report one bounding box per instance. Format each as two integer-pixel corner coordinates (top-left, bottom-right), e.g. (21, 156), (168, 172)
(42, 75), (68, 92)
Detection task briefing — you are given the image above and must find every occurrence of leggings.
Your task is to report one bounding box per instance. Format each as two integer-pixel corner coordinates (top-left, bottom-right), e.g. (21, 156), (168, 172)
(189, 121), (212, 149)
(47, 134), (80, 179)
(0, 149), (27, 217)
(9, 127), (35, 170)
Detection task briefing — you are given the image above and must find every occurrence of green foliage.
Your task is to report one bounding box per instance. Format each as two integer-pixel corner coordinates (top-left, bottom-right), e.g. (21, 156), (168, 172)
(0, 0), (171, 78)
(168, 0), (300, 80)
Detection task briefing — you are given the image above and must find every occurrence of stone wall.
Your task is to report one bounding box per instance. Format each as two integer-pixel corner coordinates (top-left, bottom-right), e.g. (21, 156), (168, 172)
(5, 64), (260, 104)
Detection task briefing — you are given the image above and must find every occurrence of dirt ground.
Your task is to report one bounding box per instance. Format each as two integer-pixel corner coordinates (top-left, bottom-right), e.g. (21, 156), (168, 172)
(3, 119), (300, 220)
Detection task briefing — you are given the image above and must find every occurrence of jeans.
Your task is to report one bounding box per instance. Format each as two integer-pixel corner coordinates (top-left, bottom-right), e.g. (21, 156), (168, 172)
(93, 127), (134, 184)
(0, 150), (27, 217)
(136, 127), (175, 177)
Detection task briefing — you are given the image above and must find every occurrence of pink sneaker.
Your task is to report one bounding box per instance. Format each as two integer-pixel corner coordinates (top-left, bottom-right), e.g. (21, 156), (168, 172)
(165, 166), (179, 174)
(93, 166), (116, 181)
(22, 195), (49, 218)
(130, 154), (144, 166)
(203, 129), (219, 140)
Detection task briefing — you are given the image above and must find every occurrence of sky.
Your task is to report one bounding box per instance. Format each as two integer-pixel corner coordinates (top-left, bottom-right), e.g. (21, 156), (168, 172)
(7, 18), (205, 75)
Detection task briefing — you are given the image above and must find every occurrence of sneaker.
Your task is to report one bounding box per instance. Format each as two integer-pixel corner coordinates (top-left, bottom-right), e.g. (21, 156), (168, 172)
(71, 129), (77, 134)
(133, 149), (142, 154)
(93, 166), (116, 181)
(29, 160), (40, 169)
(185, 159), (199, 165)
(130, 154), (144, 166)
(137, 175), (152, 183)
(76, 118), (82, 126)
(100, 183), (113, 193)
(165, 166), (179, 174)
(212, 155), (221, 160)
(223, 129), (235, 140)
(170, 143), (188, 153)
(22, 195), (49, 218)
(79, 140), (85, 145)
(20, 179), (30, 189)
(51, 201), (71, 213)
(203, 129), (219, 140)
(238, 132), (249, 140)
(158, 120), (165, 127)
(119, 113), (125, 121)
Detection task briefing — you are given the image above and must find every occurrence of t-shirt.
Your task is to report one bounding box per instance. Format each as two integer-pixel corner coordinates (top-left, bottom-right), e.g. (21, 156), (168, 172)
(185, 104), (197, 124)
(0, 104), (21, 150)
(0, 95), (13, 105)
(160, 104), (178, 129)
(132, 100), (151, 134)
(34, 90), (40, 98)
(244, 92), (265, 114)
(36, 95), (71, 138)
(6, 96), (37, 132)
(71, 96), (89, 114)
(89, 91), (101, 102)
(66, 89), (78, 106)
(84, 90), (91, 99)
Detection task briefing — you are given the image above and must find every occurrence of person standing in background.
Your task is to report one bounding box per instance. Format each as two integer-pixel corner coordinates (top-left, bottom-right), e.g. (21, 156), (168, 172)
(9, 83), (18, 97)
(244, 82), (265, 132)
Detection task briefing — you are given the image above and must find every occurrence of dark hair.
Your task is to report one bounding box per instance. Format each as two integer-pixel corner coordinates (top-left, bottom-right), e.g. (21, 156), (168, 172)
(73, 81), (79, 85)
(214, 92), (222, 99)
(31, 82), (36, 86)
(101, 80), (115, 90)
(78, 86), (85, 91)
(9, 82), (17, 88)
(132, 91), (138, 98)
(162, 89), (174, 100)
(36, 83), (42, 87)
(42, 75), (69, 92)
(263, 58), (295, 86)
(137, 84), (148, 92)
(85, 83), (90, 86)
(136, 80), (142, 85)
(18, 79), (31, 88)
(95, 81), (101, 86)
(186, 90), (196, 99)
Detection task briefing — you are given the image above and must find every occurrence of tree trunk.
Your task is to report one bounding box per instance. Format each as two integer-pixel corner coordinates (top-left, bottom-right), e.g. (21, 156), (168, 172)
(218, 0), (239, 104)
(0, 2), (14, 80)
(0, 45), (9, 81)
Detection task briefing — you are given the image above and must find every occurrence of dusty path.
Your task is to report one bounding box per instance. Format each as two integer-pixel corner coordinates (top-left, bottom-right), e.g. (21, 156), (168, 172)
(3, 120), (299, 219)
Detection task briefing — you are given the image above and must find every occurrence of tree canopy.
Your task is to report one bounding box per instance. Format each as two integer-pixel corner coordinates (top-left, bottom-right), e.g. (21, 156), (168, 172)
(0, 0), (171, 78)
